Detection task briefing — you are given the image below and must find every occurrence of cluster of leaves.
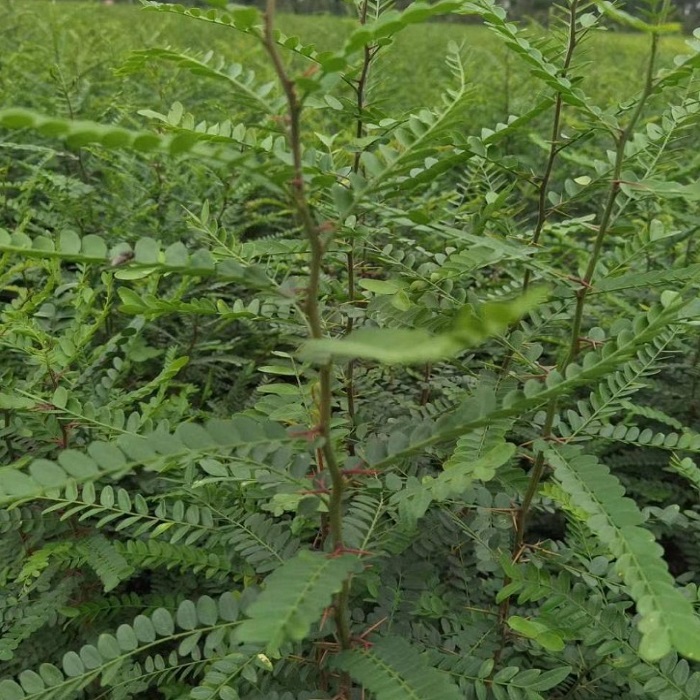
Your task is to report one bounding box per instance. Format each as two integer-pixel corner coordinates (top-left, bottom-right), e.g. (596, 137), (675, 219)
(1, 0), (700, 698)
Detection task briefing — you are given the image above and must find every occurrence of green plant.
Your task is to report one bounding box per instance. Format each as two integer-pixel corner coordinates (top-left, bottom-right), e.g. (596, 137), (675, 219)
(1, 0), (700, 698)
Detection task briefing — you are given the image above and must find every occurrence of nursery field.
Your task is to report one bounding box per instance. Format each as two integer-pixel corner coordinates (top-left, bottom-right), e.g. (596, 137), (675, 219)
(1, 1), (693, 117)
(1, 1), (700, 699)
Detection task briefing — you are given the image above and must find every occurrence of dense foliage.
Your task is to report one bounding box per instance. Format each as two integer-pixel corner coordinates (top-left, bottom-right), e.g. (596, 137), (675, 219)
(1, 0), (700, 698)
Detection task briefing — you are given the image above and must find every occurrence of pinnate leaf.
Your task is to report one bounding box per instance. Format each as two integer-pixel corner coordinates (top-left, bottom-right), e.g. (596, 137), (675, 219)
(548, 444), (700, 661)
(333, 636), (461, 700)
(236, 550), (362, 653)
(301, 289), (548, 365)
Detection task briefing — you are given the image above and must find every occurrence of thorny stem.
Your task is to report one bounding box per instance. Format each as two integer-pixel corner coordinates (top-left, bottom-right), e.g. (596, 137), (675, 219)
(420, 363), (432, 406)
(522, 0), (579, 292)
(262, 0), (351, 653)
(497, 21), (662, 661)
(500, 0), (580, 380)
(517, 15), (660, 547)
(564, 30), (659, 367)
(344, 0), (374, 455)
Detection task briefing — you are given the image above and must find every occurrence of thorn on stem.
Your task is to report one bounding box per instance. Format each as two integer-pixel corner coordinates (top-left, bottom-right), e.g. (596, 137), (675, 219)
(328, 544), (373, 558)
(288, 425), (323, 441)
(578, 336), (605, 349)
(566, 274), (594, 290)
(341, 468), (379, 478)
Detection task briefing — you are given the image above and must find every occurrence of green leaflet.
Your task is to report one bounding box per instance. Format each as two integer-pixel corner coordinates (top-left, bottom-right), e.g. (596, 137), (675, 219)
(0, 228), (273, 290)
(236, 550), (362, 653)
(116, 48), (279, 114)
(333, 636), (462, 700)
(595, 262), (700, 294)
(493, 563), (698, 700)
(140, 1), (350, 79)
(300, 327), (468, 365)
(624, 178), (700, 200)
(556, 328), (679, 441)
(117, 289), (261, 320)
(507, 616), (565, 652)
(430, 442), (515, 500)
(141, 1), (262, 33)
(300, 288), (548, 365)
(0, 393), (35, 410)
(42, 480), (301, 574)
(0, 593), (240, 698)
(343, 0), (478, 56)
(391, 441), (515, 529)
(364, 299), (686, 468)
(593, 0), (682, 33)
(479, 0), (603, 117)
(432, 651), (572, 698)
(0, 415), (296, 506)
(343, 42), (474, 208)
(190, 650), (274, 700)
(0, 108), (246, 162)
(443, 373), (515, 466)
(547, 445), (700, 661)
(76, 534), (134, 593)
(667, 456), (700, 495)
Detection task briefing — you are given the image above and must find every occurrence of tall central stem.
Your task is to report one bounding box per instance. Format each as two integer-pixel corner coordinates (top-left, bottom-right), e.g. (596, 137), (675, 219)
(262, 0), (350, 651)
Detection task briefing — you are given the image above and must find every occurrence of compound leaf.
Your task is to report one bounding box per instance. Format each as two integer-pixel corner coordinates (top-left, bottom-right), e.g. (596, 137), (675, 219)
(236, 550), (362, 653)
(333, 636), (461, 700)
(548, 444), (700, 661)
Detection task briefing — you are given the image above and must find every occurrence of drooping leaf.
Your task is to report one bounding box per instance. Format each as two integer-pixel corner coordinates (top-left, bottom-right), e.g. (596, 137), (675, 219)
(593, 1), (682, 33)
(300, 327), (466, 364)
(0, 108), (244, 163)
(300, 288), (548, 364)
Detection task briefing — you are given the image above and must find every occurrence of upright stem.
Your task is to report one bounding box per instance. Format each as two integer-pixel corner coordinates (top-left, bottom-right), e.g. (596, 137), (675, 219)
(345, 0), (376, 455)
(497, 23), (662, 659)
(522, 0), (579, 292)
(516, 23), (660, 548)
(352, 0), (371, 174)
(262, 0), (350, 651)
(344, 0), (374, 454)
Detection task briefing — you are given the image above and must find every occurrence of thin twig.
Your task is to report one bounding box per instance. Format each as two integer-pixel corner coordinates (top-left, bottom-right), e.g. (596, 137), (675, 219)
(522, 0), (579, 292)
(344, 0), (375, 456)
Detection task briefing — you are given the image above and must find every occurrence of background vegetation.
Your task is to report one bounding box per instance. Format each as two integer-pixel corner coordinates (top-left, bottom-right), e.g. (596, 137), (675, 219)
(0, 0), (700, 698)
(54, 0), (700, 33)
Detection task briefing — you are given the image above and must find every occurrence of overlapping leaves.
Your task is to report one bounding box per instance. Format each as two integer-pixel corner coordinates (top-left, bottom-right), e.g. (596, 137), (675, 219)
(547, 444), (700, 661)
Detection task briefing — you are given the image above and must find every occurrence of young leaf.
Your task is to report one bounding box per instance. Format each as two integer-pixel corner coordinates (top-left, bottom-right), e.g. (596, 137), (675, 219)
(333, 636), (462, 700)
(299, 327), (466, 365)
(236, 551), (362, 653)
